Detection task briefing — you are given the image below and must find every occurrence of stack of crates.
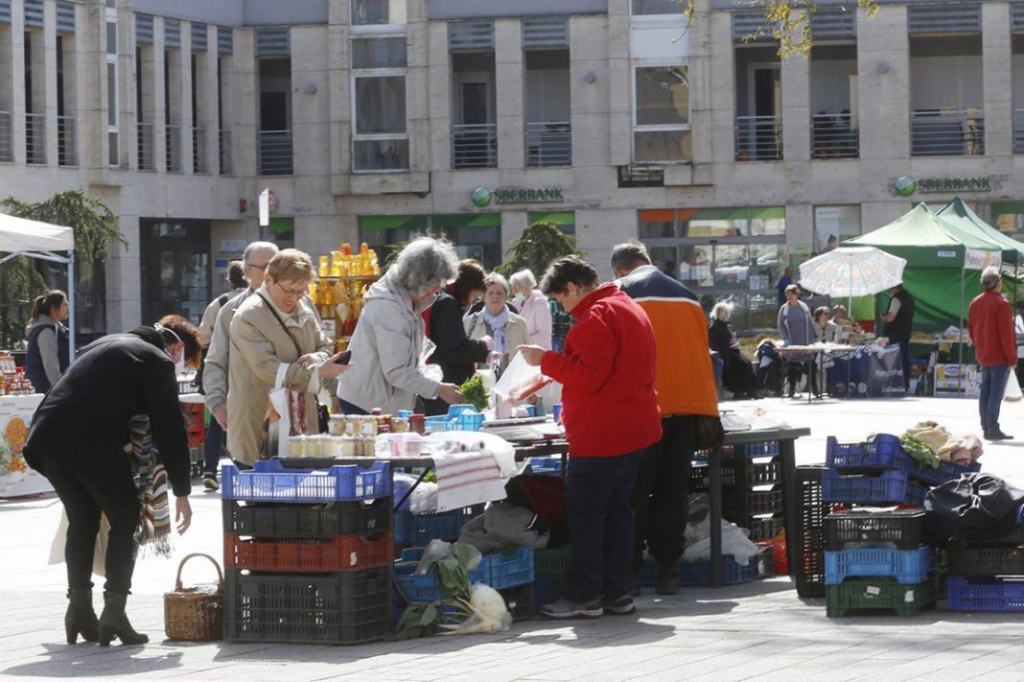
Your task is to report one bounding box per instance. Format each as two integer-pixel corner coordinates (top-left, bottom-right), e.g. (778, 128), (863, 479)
(947, 524), (1024, 612)
(220, 459), (394, 644)
(794, 465), (829, 597)
(823, 508), (936, 617)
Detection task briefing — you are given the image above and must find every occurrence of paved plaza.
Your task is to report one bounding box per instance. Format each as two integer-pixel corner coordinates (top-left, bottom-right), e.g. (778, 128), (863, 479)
(3, 395), (1024, 682)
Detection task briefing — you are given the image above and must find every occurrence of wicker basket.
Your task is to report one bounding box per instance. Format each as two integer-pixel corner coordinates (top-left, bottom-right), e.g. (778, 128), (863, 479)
(164, 553), (224, 641)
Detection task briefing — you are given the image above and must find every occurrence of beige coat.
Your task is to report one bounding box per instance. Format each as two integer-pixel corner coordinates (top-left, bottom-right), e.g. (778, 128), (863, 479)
(227, 286), (333, 465)
(464, 309), (530, 374)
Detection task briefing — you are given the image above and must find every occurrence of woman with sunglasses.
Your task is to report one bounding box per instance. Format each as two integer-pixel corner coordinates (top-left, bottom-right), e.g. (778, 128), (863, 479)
(23, 315), (201, 647)
(227, 249), (349, 466)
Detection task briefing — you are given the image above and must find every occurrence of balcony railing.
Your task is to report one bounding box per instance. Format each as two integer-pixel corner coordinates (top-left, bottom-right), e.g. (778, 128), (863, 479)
(911, 108), (984, 157)
(57, 115), (77, 166)
(258, 129), (292, 175)
(26, 112), (45, 164)
(452, 123), (497, 169)
(219, 129), (232, 175)
(735, 115), (781, 161)
(165, 124), (182, 172)
(1015, 109), (1024, 155)
(811, 113), (858, 159)
(192, 126), (207, 174)
(525, 121), (571, 167)
(0, 110), (12, 162)
(138, 122), (155, 170)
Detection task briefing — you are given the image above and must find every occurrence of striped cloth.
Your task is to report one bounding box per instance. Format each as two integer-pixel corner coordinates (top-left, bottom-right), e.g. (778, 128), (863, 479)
(129, 416), (172, 557)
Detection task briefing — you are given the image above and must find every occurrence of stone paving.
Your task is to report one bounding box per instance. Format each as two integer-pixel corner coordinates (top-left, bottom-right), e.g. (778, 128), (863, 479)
(3, 395), (1024, 682)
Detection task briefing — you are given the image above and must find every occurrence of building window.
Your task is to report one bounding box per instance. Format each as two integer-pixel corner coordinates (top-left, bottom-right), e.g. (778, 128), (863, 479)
(633, 65), (690, 163)
(814, 205), (861, 254)
(631, 0), (686, 15)
(352, 0), (407, 26)
(105, 8), (118, 167)
(639, 207), (787, 330)
(358, 214), (502, 269)
(352, 37), (408, 171)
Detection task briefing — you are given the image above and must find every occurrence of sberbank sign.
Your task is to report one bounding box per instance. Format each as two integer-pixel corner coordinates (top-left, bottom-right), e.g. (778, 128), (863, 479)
(470, 186), (564, 207)
(917, 177), (992, 193)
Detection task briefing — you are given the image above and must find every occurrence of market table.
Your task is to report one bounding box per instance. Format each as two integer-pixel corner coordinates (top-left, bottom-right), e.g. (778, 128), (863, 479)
(774, 344), (860, 402)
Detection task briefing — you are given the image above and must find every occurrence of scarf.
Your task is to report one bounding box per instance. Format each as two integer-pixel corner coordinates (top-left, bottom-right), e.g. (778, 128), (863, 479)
(129, 416), (172, 558)
(482, 306), (510, 354)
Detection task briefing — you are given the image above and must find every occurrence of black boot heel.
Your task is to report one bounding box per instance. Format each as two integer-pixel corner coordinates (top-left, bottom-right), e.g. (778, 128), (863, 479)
(65, 588), (99, 644)
(98, 592), (148, 646)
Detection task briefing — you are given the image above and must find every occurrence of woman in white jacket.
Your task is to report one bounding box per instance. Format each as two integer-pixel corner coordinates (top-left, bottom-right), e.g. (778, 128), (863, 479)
(464, 273), (530, 377)
(510, 269), (552, 350)
(337, 237), (464, 415)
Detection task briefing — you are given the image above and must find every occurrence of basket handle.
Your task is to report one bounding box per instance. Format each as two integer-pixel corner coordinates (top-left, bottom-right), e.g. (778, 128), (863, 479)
(175, 552), (224, 592)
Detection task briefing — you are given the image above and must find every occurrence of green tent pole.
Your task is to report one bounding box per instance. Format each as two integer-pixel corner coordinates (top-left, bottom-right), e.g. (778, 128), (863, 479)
(959, 262), (965, 395)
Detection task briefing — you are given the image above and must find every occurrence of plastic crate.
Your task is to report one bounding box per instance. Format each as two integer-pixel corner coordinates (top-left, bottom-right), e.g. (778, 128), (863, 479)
(824, 508), (925, 551)
(394, 547), (533, 602)
(948, 544), (1024, 576)
(825, 577), (936, 617)
(821, 468), (928, 505)
(222, 497), (391, 539)
(692, 459), (782, 491)
(947, 576), (1024, 611)
(795, 466), (828, 598)
(730, 441), (781, 458)
(825, 546), (935, 585)
(533, 545), (571, 601)
(222, 460), (391, 502)
(679, 555), (758, 586)
(739, 514), (785, 542)
(500, 583), (534, 622)
(393, 506), (479, 545)
(448, 411), (484, 432)
(724, 488), (785, 517)
(224, 532), (392, 573)
(524, 455), (563, 476)
(825, 435), (981, 486)
(223, 568), (392, 644)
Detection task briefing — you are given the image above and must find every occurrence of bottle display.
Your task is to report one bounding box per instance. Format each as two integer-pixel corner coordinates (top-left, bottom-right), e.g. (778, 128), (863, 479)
(309, 241), (381, 352)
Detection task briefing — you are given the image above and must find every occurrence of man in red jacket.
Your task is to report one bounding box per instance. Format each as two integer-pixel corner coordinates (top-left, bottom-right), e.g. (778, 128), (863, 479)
(968, 266), (1016, 441)
(518, 256), (662, 618)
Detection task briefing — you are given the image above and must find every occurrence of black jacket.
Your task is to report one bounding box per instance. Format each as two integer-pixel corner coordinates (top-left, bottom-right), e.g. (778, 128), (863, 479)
(23, 327), (192, 497)
(428, 291), (489, 387)
(885, 287), (915, 340)
(708, 319), (735, 359)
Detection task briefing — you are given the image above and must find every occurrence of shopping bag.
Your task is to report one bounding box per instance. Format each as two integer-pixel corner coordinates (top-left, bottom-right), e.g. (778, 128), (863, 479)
(1005, 370), (1022, 402)
(494, 353), (552, 404)
(49, 510), (108, 576)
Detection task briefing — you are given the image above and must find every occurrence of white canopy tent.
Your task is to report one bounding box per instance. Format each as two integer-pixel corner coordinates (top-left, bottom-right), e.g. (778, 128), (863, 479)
(0, 213), (76, 360)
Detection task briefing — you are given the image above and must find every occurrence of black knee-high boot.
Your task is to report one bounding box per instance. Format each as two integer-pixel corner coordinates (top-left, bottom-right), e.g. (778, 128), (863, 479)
(65, 588), (99, 644)
(98, 591), (149, 646)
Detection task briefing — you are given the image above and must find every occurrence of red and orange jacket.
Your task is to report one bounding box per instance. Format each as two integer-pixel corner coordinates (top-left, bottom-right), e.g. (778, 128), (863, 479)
(968, 289), (1017, 367)
(617, 265), (720, 418)
(540, 283), (662, 457)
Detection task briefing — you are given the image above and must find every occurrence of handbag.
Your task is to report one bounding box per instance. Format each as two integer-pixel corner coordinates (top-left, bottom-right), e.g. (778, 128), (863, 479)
(163, 553), (224, 641)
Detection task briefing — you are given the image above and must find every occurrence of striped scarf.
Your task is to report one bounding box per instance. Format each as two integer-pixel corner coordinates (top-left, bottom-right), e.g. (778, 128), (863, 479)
(129, 416), (172, 557)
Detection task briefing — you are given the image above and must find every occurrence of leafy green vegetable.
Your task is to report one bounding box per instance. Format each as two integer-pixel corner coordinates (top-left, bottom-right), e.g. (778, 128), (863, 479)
(460, 373), (489, 412)
(899, 433), (940, 469)
(387, 542), (484, 641)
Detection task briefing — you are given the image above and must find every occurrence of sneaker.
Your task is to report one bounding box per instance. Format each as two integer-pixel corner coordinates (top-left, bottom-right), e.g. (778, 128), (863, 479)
(203, 476), (220, 491)
(538, 598), (603, 619)
(604, 594), (636, 615)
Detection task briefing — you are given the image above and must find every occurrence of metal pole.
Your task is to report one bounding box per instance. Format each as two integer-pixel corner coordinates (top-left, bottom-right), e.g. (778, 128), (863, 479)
(67, 251), (75, 362)
(959, 261), (965, 395)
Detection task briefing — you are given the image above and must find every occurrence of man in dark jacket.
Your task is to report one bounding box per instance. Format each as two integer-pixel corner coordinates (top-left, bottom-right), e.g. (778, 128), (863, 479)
(883, 282), (915, 391)
(519, 256), (662, 618)
(24, 319), (198, 647)
(968, 267), (1016, 441)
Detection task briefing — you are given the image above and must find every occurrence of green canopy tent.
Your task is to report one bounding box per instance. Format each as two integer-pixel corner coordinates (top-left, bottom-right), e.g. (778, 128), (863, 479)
(843, 203), (1001, 333)
(937, 197), (1024, 302)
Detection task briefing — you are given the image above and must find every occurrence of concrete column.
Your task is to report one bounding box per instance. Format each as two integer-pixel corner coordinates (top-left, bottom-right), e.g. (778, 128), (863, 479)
(406, 13), (429, 178)
(780, 10), (810, 163)
(200, 25), (219, 175)
(179, 25), (194, 176)
(42, 1), (57, 165)
(606, 0), (630, 166)
(117, 3), (135, 170)
(570, 15), (610, 170)
(9, 0), (23, 165)
(232, 30), (257, 178)
(327, 3), (350, 186)
(982, 3), (1012, 159)
(494, 19), (523, 169)
(425, 20), (450, 173)
(707, 8), (735, 177)
(856, 5), (909, 161)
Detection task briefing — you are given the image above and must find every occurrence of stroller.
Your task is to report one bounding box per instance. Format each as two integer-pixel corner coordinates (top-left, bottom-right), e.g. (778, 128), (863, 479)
(756, 339), (783, 397)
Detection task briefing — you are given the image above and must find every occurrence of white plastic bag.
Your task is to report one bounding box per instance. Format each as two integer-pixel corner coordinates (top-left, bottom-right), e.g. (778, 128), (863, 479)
(493, 353), (552, 404)
(1005, 370), (1022, 402)
(681, 520), (759, 566)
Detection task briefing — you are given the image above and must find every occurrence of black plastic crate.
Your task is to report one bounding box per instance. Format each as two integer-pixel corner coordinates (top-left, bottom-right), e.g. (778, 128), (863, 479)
(825, 509), (925, 551)
(222, 497), (391, 540)
(500, 583), (534, 622)
(795, 466), (828, 598)
(735, 513), (785, 543)
(224, 567), (392, 644)
(691, 459), (782, 492)
(948, 544), (1024, 577)
(724, 488), (784, 518)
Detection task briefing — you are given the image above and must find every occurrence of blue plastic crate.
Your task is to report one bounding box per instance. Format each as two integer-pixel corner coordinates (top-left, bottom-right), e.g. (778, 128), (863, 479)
(947, 577), (1024, 612)
(447, 411), (484, 432)
(393, 507), (477, 544)
(523, 455), (563, 476)
(393, 547), (531, 602)
(826, 435), (982, 486)
(825, 546), (935, 585)
(636, 554), (758, 586)
(821, 468), (928, 505)
(222, 460), (391, 502)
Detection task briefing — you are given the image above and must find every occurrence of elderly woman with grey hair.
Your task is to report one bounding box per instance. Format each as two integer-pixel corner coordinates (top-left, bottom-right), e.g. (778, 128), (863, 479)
(708, 301), (758, 399)
(510, 268), (553, 350)
(465, 272), (530, 376)
(337, 237), (464, 415)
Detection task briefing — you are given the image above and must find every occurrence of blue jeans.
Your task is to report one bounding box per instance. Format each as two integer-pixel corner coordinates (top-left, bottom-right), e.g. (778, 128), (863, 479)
(565, 449), (643, 603)
(979, 364), (1011, 436)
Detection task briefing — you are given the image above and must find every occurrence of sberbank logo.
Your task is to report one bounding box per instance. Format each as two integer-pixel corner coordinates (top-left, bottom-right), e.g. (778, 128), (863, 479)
(471, 186), (492, 207)
(893, 176), (916, 197)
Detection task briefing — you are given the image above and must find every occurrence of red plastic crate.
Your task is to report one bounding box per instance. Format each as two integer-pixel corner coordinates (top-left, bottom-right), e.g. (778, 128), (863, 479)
(224, 532), (392, 573)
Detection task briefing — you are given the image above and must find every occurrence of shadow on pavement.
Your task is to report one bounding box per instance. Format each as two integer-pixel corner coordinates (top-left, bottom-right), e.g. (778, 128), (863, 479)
(2, 642), (183, 677)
